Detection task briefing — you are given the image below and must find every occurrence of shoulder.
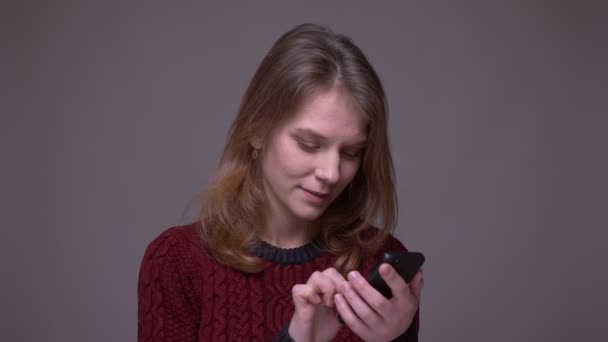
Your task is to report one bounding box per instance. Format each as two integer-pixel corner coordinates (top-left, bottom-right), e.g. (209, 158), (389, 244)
(138, 223), (206, 337)
(140, 222), (210, 276)
(361, 225), (409, 253)
(143, 223), (198, 256)
(380, 232), (408, 253)
(144, 223), (201, 252)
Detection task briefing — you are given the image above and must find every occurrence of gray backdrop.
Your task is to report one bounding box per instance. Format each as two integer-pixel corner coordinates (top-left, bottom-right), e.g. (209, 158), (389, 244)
(2, 1), (607, 341)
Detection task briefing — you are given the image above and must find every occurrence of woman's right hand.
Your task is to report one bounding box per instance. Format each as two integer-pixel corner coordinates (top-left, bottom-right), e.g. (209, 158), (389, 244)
(288, 267), (346, 342)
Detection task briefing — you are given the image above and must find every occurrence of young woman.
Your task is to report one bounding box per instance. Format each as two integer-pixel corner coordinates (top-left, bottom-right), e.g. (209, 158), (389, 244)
(138, 23), (423, 342)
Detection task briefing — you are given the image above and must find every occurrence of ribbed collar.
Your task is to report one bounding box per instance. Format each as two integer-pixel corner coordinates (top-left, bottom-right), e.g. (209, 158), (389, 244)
(253, 240), (325, 264)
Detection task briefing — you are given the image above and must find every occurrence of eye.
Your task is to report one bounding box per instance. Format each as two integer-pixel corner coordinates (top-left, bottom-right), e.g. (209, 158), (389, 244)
(341, 150), (362, 160)
(297, 141), (320, 153)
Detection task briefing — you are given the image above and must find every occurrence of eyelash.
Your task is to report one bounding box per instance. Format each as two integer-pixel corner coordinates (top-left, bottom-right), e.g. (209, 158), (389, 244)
(342, 151), (361, 160)
(297, 141), (361, 160)
(297, 141), (319, 152)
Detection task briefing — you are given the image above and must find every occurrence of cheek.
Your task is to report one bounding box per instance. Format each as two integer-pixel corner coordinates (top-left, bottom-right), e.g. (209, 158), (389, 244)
(267, 139), (313, 180)
(340, 162), (361, 186)
(284, 150), (315, 179)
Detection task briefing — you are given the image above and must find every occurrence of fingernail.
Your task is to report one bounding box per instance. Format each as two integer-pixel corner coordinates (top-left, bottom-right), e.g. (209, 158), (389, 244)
(380, 264), (391, 275)
(348, 271), (360, 281)
(342, 282), (352, 293)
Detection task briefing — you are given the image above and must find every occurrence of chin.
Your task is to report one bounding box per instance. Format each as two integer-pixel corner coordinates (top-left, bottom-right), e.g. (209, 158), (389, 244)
(291, 205), (325, 222)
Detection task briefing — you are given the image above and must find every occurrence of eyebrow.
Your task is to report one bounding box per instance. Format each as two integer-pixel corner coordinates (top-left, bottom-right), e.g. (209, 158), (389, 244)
(293, 128), (367, 147)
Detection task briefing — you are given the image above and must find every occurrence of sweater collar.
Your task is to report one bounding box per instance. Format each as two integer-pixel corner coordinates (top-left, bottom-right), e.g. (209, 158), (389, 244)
(253, 240), (325, 264)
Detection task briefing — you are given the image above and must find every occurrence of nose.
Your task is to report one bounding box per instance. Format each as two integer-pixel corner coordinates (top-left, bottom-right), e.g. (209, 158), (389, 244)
(314, 151), (340, 185)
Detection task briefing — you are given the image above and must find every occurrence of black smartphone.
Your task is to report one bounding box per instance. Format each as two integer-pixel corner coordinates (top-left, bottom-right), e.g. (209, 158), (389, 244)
(337, 251), (425, 324)
(367, 251), (425, 299)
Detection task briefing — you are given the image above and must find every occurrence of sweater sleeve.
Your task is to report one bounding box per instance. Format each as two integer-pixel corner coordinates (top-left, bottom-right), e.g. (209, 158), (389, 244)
(138, 228), (201, 342)
(272, 324), (295, 342)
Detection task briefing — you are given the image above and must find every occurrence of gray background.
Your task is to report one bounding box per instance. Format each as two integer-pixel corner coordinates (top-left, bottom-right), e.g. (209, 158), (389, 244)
(2, 1), (607, 341)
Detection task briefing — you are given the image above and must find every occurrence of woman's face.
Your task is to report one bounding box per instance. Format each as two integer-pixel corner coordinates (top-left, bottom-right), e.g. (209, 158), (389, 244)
(259, 88), (367, 226)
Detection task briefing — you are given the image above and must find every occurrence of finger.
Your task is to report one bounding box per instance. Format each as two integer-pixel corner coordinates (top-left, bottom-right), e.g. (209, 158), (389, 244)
(339, 280), (382, 326)
(409, 269), (424, 300)
(347, 270), (390, 315)
(321, 268), (346, 308)
(308, 271), (337, 308)
(323, 268), (347, 306)
(292, 284), (322, 306)
(323, 267), (347, 288)
(379, 263), (410, 300)
(334, 293), (370, 340)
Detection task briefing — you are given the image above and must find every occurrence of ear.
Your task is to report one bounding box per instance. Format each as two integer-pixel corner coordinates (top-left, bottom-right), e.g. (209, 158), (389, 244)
(251, 136), (263, 150)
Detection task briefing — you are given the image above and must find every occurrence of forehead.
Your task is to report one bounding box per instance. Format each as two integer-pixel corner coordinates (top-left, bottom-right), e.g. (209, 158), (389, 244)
(282, 88), (367, 143)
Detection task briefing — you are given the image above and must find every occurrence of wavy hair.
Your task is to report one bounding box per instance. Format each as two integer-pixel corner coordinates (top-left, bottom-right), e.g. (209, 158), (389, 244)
(199, 23), (397, 274)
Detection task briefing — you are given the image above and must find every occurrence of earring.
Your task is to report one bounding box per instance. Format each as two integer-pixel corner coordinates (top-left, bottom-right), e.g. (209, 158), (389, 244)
(252, 149), (259, 160)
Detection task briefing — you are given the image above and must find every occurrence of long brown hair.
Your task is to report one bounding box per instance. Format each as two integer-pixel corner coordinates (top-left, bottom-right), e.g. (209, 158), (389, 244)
(199, 23), (397, 274)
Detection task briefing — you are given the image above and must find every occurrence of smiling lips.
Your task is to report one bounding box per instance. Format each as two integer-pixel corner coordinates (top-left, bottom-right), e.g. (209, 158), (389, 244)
(300, 187), (330, 203)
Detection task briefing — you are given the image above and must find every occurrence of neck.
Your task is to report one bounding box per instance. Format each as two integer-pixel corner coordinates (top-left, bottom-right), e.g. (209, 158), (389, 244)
(260, 210), (319, 249)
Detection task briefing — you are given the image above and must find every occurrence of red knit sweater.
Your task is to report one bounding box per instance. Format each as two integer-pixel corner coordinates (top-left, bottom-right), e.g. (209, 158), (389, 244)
(138, 223), (419, 341)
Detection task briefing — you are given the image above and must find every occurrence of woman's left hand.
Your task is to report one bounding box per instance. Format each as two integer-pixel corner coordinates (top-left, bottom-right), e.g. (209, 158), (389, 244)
(334, 264), (423, 342)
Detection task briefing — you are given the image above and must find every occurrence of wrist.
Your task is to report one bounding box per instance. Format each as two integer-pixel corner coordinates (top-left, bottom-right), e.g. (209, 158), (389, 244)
(287, 315), (310, 342)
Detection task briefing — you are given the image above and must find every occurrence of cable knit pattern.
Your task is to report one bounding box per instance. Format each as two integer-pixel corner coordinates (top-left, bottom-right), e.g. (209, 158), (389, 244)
(138, 223), (419, 341)
(248, 273), (265, 342)
(138, 228), (201, 341)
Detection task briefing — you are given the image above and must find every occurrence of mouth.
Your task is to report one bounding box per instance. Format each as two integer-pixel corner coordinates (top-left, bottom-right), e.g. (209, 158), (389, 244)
(300, 187), (330, 201)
